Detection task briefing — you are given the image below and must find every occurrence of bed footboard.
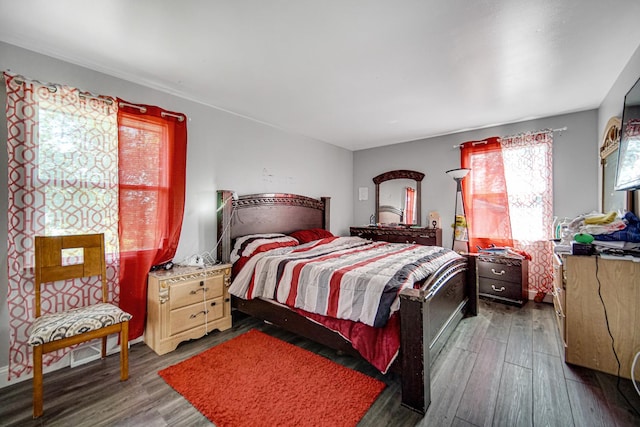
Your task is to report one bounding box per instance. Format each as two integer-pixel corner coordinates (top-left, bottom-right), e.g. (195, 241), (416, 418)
(398, 256), (476, 414)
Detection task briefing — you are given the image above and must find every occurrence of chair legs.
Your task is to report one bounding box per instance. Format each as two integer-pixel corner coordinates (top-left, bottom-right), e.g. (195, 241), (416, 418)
(101, 336), (108, 358)
(32, 323), (130, 418)
(120, 321), (129, 381)
(33, 345), (43, 418)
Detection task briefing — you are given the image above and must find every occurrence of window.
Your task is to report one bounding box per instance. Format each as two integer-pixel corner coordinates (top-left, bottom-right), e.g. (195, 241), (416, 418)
(5, 72), (187, 380)
(461, 131), (554, 297)
(38, 99), (119, 256)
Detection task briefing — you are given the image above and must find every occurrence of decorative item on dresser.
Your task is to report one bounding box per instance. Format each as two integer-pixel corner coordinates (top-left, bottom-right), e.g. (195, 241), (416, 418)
(476, 254), (529, 306)
(145, 264), (232, 355)
(349, 225), (442, 246)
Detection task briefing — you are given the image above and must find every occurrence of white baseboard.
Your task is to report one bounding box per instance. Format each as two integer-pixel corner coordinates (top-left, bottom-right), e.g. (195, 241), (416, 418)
(0, 335), (144, 389)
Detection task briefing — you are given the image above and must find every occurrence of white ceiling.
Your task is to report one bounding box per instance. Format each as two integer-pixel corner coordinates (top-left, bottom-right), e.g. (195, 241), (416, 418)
(2, 0), (640, 151)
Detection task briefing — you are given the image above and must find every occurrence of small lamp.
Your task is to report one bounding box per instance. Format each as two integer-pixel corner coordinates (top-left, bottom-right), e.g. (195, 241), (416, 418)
(446, 168), (470, 251)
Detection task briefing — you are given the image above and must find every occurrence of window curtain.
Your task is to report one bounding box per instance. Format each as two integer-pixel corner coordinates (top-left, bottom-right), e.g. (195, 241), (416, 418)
(460, 137), (513, 250)
(4, 72), (120, 379)
(4, 73), (187, 380)
(461, 131), (554, 296)
(404, 187), (415, 224)
(117, 101), (187, 339)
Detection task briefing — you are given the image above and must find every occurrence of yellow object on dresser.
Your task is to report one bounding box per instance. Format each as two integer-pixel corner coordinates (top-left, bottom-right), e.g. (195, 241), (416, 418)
(145, 264), (232, 355)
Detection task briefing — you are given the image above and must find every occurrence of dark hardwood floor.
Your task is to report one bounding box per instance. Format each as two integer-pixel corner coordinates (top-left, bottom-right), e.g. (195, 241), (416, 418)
(1, 299), (639, 426)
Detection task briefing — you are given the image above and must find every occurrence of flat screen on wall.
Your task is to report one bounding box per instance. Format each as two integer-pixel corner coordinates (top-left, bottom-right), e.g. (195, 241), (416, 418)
(615, 76), (640, 191)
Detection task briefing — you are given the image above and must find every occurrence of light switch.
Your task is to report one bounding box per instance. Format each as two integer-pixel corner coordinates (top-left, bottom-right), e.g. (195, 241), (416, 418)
(358, 187), (368, 201)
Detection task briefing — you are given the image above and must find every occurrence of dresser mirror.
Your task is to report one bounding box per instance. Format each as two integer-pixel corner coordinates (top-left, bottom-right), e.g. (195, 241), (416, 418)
(373, 170), (424, 225)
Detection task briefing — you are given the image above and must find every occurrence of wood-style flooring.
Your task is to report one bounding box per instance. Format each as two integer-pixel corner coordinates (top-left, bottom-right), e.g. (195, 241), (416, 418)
(1, 299), (639, 426)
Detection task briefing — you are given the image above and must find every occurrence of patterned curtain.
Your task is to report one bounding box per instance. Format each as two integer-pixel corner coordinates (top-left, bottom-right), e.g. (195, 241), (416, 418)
(4, 74), (188, 380)
(501, 130), (554, 296)
(461, 130), (554, 296)
(4, 72), (120, 379)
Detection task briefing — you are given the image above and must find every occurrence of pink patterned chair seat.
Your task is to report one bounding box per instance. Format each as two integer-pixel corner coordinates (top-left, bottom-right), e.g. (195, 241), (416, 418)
(28, 303), (132, 346)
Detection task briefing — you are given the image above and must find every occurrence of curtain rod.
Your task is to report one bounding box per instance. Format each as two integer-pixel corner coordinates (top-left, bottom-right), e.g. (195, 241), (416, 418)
(161, 111), (185, 122)
(79, 92), (114, 105)
(119, 101), (185, 122)
(119, 101), (147, 113)
(5, 72), (114, 105)
(452, 127), (567, 149)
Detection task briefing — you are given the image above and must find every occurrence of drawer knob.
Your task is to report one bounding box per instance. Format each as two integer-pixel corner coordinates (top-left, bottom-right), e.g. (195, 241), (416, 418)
(190, 287), (209, 295)
(225, 297), (230, 302)
(491, 285), (506, 292)
(210, 301), (216, 306)
(491, 268), (506, 276)
(199, 281), (205, 286)
(189, 310), (209, 319)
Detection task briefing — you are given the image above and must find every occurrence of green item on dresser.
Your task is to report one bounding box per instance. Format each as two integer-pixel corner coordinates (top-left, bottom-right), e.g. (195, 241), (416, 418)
(574, 233), (594, 244)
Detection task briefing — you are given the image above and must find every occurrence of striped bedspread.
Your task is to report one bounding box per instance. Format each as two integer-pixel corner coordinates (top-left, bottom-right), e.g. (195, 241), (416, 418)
(229, 236), (462, 327)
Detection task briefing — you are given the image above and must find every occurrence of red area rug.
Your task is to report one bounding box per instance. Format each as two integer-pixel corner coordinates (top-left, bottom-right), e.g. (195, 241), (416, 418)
(158, 329), (386, 427)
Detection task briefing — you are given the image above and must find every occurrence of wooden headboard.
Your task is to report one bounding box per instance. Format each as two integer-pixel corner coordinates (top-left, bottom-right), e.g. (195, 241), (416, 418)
(216, 190), (331, 263)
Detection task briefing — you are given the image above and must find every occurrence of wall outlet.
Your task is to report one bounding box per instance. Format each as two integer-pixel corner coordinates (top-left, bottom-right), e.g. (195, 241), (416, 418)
(186, 255), (204, 267)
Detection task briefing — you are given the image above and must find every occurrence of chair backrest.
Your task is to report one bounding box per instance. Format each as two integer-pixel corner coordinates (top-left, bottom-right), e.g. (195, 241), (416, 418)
(34, 234), (108, 318)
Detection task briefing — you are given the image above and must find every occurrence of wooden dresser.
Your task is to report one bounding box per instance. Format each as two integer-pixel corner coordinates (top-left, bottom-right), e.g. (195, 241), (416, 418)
(557, 255), (640, 379)
(145, 264), (232, 355)
(349, 226), (442, 246)
(476, 254), (528, 306)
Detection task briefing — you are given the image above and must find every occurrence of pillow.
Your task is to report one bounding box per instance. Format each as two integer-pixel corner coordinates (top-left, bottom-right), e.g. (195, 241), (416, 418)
(230, 233), (299, 263)
(289, 228), (335, 244)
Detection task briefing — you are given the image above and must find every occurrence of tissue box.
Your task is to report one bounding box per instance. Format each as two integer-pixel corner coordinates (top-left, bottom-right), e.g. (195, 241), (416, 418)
(571, 242), (594, 256)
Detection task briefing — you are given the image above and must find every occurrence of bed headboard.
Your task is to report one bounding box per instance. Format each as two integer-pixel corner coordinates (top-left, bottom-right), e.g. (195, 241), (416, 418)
(216, 190), (331, 263)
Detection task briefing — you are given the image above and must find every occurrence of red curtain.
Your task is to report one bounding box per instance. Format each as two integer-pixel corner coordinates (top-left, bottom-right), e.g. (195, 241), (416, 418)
(404, 187), (415, 224)
(117, 101), (187, 339)
(460, 137), (513, 252)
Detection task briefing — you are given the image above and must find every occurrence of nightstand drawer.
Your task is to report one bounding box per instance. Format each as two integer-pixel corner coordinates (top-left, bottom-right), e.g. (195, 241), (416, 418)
(478, 277), (523, 302)
(477, 261), (521, 283)
(169, 274), (224, 310)
(170, 297), (225, 335)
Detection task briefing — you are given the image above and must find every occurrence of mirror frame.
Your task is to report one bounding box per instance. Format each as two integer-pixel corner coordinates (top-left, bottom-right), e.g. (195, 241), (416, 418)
(373, 169), (425, 225)
(600, 116), (633, 212)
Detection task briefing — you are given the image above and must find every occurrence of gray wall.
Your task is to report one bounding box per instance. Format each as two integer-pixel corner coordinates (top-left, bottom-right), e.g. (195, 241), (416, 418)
(0, 42), (353, 372)
(354, 110), (599, 248)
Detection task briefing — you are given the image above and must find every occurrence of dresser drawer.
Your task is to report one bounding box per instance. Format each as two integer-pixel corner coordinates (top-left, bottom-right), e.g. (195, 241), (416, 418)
(349, 226), (442, 246)
(170, 297), (225, 336)
(478, 277), (523, 303)
(477, 260), (521, 283)
(552, 291), (566, 346)
(168, 274), (224, 310)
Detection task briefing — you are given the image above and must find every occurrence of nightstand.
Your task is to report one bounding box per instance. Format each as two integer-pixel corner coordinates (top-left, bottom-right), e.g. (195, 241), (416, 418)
(145, 264), (232, 355)
(477, 255), (528, 306)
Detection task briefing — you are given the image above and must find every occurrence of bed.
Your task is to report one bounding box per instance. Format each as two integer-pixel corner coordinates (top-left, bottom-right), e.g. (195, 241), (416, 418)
(216, 190), (478, 414)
